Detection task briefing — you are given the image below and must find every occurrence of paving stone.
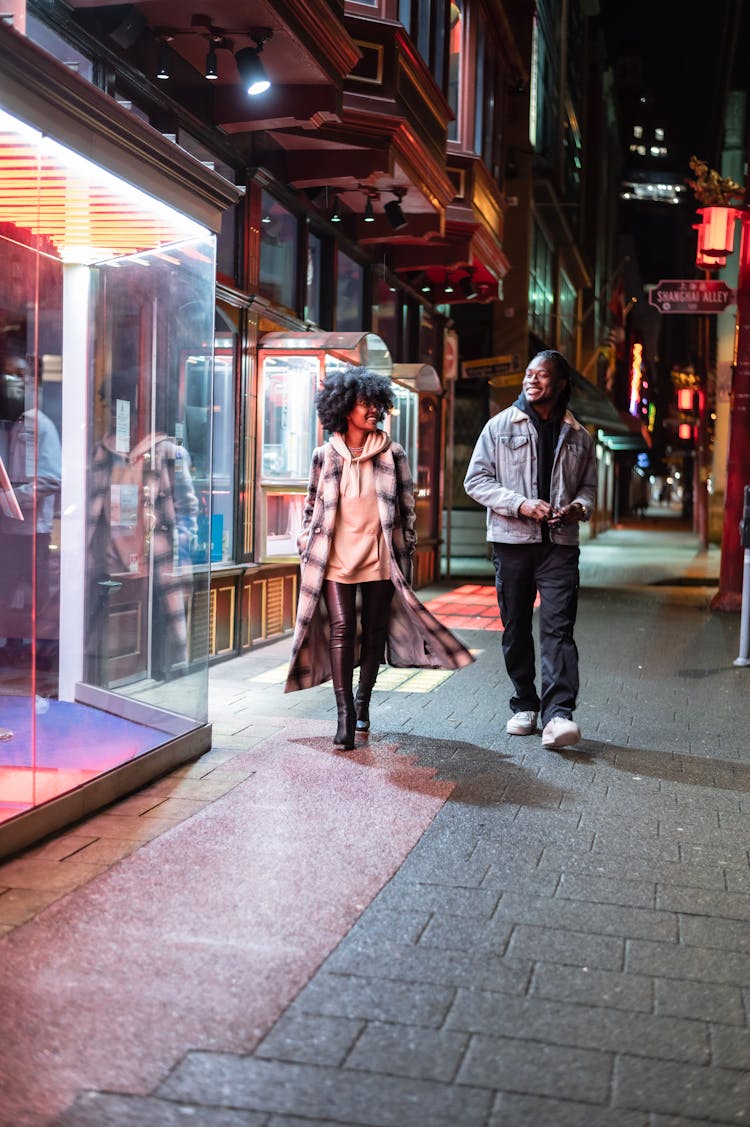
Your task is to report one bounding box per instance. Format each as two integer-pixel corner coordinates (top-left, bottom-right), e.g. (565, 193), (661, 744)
(506, 923), (625, 971)
(417, 911), (512, 955)
(56, 1092), (266, 1126)
(679, 913), (750, 953)
(0, 858), (108, 893)
(291, 972), (455, 1027)
(0, 886), (62, 927)
(372, 881), (499, 919)
(710, 1024), (750, 1069)
(445, 988), (708, 1063)
(255, 1012), (363, 1066)
(613, 1054), (750, 1121)
(656, 885), (750, 921)
(655, 978), (746, 1026)
(489, 1091), (648, 1127)
(159, 1053), (493, 1127)
(481, 866), (560, 896)
(343, 1021), (469, 1082)
(556, 871), (656, 909)
(323, 937), (533, 994)
(678, 840), (750, 869)
(530, 963), (654, 1013)
(539, 849), (728, 891)
(343, 907), (429, 946)
(395, 853), (489, 887)
(491, 892), (676, 942)
(630, 925), (750, 996)
(456, 1032), (613, 1104)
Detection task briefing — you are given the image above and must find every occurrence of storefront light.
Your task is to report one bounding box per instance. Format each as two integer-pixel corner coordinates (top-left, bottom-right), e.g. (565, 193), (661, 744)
(0, 106), (207, 264)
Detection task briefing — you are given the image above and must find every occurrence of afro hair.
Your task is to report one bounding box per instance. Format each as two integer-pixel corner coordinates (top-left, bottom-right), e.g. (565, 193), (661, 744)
(315, 365), (394, 434)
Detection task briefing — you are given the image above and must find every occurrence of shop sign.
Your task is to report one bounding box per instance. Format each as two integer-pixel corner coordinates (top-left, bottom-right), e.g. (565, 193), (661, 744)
(649, 280), (736, 314)
(461, 354), (521, 380)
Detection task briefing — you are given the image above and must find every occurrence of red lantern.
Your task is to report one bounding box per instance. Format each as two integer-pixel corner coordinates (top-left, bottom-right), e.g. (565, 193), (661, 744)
(677, 387), (695, 412)
(678, 422), (693, 441)
(694, 224), (727, 270)
(698, 206), (739, 256)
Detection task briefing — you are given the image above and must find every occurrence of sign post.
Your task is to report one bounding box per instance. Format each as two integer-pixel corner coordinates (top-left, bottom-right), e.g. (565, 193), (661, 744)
(649, 279), (736, 314)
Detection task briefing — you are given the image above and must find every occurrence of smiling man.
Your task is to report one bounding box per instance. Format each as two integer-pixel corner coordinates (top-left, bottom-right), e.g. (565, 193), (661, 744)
(464, 350), (597, 749)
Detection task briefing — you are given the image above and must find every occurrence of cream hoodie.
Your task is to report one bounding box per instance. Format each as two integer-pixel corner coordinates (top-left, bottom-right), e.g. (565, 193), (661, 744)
(325, 430), (392, 582)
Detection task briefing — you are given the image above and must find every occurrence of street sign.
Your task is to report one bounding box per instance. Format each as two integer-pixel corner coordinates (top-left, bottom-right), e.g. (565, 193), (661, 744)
(649, 279), (736, 314)
(461, 354), (521, 380)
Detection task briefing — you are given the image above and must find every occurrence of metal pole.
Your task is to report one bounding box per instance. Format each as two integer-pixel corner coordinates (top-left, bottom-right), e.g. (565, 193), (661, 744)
(734, 484), (750, 665)
(734, 549), (750, 665)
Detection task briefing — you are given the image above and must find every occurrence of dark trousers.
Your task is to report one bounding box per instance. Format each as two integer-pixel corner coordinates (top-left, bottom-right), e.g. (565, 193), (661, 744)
(492, 542), (580, 726)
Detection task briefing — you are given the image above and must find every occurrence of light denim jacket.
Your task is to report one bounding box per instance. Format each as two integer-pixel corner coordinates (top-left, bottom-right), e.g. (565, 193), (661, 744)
(464, 405), (597, 545)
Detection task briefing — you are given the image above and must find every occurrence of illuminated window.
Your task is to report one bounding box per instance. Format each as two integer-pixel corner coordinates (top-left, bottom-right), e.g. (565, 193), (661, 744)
(447, 0), (462, 142)
(633, 125), (643, 139)
(655, 127), (664, 141)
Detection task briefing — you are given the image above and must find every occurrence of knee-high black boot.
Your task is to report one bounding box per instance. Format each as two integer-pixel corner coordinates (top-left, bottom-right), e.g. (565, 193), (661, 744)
(323, 581), (356, 750)
(355, 581), (394, 733)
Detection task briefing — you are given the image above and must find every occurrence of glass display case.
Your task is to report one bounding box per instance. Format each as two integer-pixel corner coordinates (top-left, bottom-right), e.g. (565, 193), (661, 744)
(0, 99), (219, 826)
(257, 331), (393, 561)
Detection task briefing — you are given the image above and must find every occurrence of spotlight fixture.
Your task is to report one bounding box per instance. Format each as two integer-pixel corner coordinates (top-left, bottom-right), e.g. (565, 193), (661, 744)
(156, 39), (171, 80)
(420, 276), (432, 293)
(364, 195), (375, 223)
(384, 187), (407, 231)
(235, 28), (273, 96)
(444, 274), (455, 295)
(205, 42), (218, 79)
(330, 195), (342, 223)
(459, 270), (478, 300)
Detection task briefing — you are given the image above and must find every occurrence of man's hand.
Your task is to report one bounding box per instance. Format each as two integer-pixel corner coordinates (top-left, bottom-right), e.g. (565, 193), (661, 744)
(519, 498), (557, 522)
(547, 502), (586, 527)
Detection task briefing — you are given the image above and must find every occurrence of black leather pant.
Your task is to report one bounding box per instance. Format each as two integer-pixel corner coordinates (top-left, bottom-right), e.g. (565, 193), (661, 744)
(322, 579), (395, 698)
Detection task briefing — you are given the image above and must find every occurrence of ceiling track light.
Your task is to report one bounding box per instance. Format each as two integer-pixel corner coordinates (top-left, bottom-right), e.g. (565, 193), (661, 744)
(330, 195), (342, 223)
(205, 42), (219, 79)
(364, 194), (376, 222)
(156, 39), (171, 80)
(236, 27), (273, 96)
(444, 273), (455, 295)
(459, 269), (478, 300)
(384, 187), (407, 230)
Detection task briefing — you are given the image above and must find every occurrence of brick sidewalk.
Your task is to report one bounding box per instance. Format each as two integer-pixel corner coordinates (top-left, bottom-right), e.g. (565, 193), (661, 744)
(3, 529), (750, 1125)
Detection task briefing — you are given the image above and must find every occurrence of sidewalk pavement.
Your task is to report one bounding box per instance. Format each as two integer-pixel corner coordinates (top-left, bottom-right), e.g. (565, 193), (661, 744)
(2, 522), (750, 1126)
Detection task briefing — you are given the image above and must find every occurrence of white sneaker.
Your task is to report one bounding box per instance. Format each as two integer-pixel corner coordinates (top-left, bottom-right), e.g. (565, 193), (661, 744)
(506, 710), (538, 736)
(542, 716), (581, 748)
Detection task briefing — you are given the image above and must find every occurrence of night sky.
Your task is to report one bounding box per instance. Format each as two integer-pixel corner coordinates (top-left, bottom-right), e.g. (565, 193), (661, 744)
(597, 1), (744, 172)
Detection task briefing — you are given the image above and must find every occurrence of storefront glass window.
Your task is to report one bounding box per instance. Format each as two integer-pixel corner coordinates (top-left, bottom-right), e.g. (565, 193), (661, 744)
(0, 104), (216, 822)
(371, 271), (399, 358)
(305, 230), (323, 325)
(259, 352), (321, 560)
(387, 384), (419, 470)
(259, 191), (298, 312)
(181, 303), (237, 564)
(335, 250), (363, 331)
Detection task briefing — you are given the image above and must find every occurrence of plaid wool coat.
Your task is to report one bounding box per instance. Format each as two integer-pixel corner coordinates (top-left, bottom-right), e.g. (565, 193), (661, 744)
(285, 437), (474, 692)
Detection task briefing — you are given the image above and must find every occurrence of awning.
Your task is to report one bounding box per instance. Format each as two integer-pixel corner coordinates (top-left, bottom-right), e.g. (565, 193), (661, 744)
(569, 369), (649, 452)
(259, 331), (392, 377)
(391, 364), (442, 393)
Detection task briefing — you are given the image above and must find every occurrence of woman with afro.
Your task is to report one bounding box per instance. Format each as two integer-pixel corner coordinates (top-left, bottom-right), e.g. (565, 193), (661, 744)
(285, 365), (473, 749)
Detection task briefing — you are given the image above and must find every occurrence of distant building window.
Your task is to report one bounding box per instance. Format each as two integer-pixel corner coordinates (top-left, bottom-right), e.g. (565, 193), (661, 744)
(655, 127), (665, 141)
(447, 0), (462, 142)
(633, 125), (643, 139)
(529, 221), (554, 342)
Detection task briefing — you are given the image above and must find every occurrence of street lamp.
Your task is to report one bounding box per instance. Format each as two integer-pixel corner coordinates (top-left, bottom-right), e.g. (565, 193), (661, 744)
(693, 201), (750, 608)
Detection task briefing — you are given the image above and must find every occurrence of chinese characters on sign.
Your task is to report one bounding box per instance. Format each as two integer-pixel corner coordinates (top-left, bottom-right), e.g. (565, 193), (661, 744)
(649, 280), (736, 314)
